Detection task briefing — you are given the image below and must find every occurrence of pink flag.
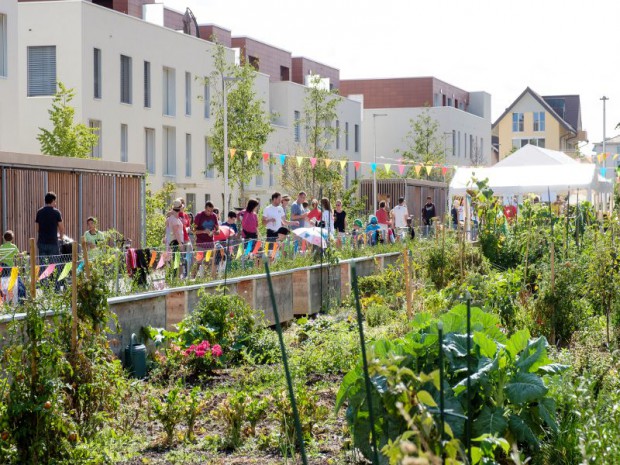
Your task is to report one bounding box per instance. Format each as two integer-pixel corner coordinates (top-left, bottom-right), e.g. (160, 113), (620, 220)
(354, 161), (361, 171)
(310, 157), (317, 168)
(262, 152), (270, 162)
(398, 164), (406, 175)
(38, 264), (56, 281)
(156, 253), (166, 269)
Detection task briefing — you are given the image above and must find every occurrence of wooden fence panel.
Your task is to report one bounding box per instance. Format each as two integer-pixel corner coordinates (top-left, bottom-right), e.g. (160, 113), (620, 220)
(5, 168), (46, 251)
(81, 173), (115, 235)
(47, 171), (79, 242)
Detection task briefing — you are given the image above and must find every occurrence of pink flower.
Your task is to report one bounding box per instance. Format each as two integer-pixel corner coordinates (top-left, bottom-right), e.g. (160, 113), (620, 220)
(198, 341), (211, 351)
(195, 350), (206, 358)
(211, 344), (223, 357)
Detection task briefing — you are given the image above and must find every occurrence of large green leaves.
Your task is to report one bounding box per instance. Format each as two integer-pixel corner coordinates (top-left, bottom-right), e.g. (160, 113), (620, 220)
(505, 372), (548, 404)
(473, 406), (508, 437)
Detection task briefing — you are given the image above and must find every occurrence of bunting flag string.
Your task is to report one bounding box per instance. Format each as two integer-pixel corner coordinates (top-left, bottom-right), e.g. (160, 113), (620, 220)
(441, 166), (448, 176)
(156, 253), (166, 269)
(173, 252), (180, 269)
(310, 157), (317, 168)
(195, 251), (205, 262)
(296, 156), (303, 167)
(263, 152), (270, 162)
(398, 164), (405, 175)
(246, 150), (253, 160)
(57, 262), (72, 282)
(271, 242), (279, 259)
(38, 264), (56, 281)
(264, 242), (270, 253)
(149, 250), (157, 267)
(384, 164), (391, 173)
(325, 159), (332, 168)
(205, 250), (212, 263)
(229, 148), (236, 158)
(279, 154), (286, 165)
(425, 165), (433, 176)
(245, 241), (253, 255)
(370, 163), (377, 173)
(7, 268), (18, 292)
(354, 161), (361, 171)
(236, 244), (243, 259)
(77, 261), (85, 273)
(340, 160), (347, 170)
(414, 165), (422, 176)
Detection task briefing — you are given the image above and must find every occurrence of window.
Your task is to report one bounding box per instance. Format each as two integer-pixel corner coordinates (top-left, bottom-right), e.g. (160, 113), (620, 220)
(185, 133), (192, 177)
(0, 14), (6, 77)
(512, 138), (545, 149)
(433, 93), (439, 107)
(204, 194), (211, 204)
(89, 120), (102, 158)
(120, 124), (128, 162)
(458, 131), (461, 156)
(27, 46), (56, 96)
(294, 111), (301, 142)
(144, 61), (151, 108)
(452, 130), (456, 157)
(280, 66), (289, 81)
(512, 112), (524, 132)
(335, 120), (340, 149)
(533, 111), (545, 131)
(470, 134), (474, 158)
(120, 54), (132, 104)
(464, 132), (467, 157)
(269, 161), (274, 186)
(93, 48), (101, 99)
(354, 124), (360, 153)
(185, 194), (196, 215)
(163, 67), (175, 116)
(145, 128), (155, 174)
(204, 137), (214, 178)
(185, 71), (191, 116)
(345, 122), (349, 151)
(163, 126), (176, 176)
(447, 97), (452, 107)
(255, 160), (263, 186)
(203, 83), (210, 118)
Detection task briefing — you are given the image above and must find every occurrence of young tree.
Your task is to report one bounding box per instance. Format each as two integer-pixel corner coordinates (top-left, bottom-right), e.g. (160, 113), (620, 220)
(279, 75), (344, 198)
(206, 43), (273, 208)
(397, 108), (446, 166)
(37, 82), (99, 158)
(145, 180), (177, 248)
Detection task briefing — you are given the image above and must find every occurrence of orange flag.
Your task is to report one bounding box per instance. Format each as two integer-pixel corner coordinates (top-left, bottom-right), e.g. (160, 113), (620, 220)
(301, 240), (307, 253)
(229, 148), (236, 158)
(252, 241), (262, 254)
(195, 251), (204, 261)
(325, 159), (332, 168)
(271, 242), (279, 259)
(414, 165), (422, 176)
(149, 250), (157, 267)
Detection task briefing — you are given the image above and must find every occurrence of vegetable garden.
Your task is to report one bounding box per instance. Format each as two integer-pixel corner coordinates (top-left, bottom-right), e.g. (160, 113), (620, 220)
(1, 190), (620, 465)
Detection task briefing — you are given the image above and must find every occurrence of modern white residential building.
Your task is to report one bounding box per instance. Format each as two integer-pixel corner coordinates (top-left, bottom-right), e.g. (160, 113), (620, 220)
(340, 77), (493, 178)
(9, 0), (362, 212)
(0, 0), (19, 153)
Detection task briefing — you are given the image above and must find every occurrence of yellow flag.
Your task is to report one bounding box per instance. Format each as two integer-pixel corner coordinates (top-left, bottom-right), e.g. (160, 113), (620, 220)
(384, 164), (391, 173)
(340, 160), (347, 170)
(296, 156), (303, 166)
(229, 148), (236, 158)
(614, 154), (619, 161)
(425, 165), (433, 175)
(57, 262), (72, 281)
(7, 267), (18, 291)
(235, 244), (243, 259)
(205, 250), (212, 262)
(264, 242), (270, 253)
(325, 159), (332, 168)
(246, 150), (253, 160)
(414, 165), (422, 176)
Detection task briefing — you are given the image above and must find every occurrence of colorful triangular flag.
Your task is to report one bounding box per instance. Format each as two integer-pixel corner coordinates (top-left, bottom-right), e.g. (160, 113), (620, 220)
(325, 159), (332, 168)
(425, 165), (433, 175)
(398, 164), (405, 175)
(246, 150), (253, 160)
(370, 163), (377, 173)
(310, 157), (317, 168)
(229, 148), (236, 158)
(340, 160), (347, 170)
(384, 164), (391, 173)
(296, 156), (303, 167)
(149, 250), (157, 267)
(7, 267), (18, 291)
(57, 262), (72, 281)
(279, 154), (286, 165)
(354, 161), (361, 171)
(414, 165), (422, 176)
(38, 264), (56, 281)
(263, 152), (270, 162)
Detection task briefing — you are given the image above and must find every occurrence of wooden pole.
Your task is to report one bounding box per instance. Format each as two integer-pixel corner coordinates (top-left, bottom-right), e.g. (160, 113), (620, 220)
(71, 241), (78, 353)
(550, 240), (556, 345)
(403, 248), (412, 319)
(29, 238), (36, 299)
(81, 237), (90, 279)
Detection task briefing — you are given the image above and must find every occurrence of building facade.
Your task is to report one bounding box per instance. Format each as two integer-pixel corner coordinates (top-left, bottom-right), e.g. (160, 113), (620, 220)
(0, 0), (19, 153)
(493, 87), (587, 160)
(10, 0), (362, 212)
(340, 77), (492, 179)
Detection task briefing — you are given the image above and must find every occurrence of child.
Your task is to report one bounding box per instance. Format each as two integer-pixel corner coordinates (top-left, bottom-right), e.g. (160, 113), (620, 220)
(222, 211), (239, 234)
(0, 230), (19, 269)
(365, 216), (382, 245)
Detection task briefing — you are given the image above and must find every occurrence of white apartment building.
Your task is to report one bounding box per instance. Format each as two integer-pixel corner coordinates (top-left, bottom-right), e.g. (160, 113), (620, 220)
(341, 78), (493, 179)
(0, 0), (19, 153)
(8, 0), (363, 212)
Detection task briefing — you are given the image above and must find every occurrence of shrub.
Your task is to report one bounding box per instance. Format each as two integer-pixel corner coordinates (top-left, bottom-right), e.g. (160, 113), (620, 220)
(365, 303), (395, 328)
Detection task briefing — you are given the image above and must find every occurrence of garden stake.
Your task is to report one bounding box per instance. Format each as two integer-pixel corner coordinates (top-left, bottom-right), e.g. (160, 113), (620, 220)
(466, 297), (472, 464)
(547, 187), (556, 345)
(29, 238), (36, 299)
(263, 258), (308, 465)
(438, 320), (445, 464)
(71, 241), (78, 354)
(575, 190), (580, 250)
(565, 188), (570, 259)
(351, 262), (380, 465)
(403, 247), (412, 319)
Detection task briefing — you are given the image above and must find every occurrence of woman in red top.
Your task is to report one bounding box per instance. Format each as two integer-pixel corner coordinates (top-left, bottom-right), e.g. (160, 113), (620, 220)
(375, 201), (390, 228)
(241, 199), (260, 239)
(307, 198), (321, 226)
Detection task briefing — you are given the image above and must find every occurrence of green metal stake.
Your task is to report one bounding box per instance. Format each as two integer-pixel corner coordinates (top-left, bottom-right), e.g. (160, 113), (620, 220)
(263, 258), (308, 465)
(466, 297), (472, 464)
(351, 262), (380, 465)
(438, 320), (445, 464)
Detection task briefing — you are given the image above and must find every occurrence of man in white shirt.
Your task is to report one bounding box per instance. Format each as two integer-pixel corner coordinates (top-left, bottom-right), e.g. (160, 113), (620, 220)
(391, 197), (410, 240)
(263, 192), (296, 241)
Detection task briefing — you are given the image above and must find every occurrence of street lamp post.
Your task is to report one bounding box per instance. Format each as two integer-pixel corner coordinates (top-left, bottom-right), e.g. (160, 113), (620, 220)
(222, 75), (240, 214)
(372, 113), (387, 212)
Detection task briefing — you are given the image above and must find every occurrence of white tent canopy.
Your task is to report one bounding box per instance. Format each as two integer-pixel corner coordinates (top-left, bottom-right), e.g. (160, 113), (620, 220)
(449, 145), (613, 197)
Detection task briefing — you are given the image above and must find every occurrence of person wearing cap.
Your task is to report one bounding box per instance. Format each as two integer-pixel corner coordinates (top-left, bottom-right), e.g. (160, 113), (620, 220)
(165, 200), (185, 252)
(366, 215), (382, 245)
(351, 219), (364, 248)
(281, 194), (291, 222)
(194, 201), (220, 250)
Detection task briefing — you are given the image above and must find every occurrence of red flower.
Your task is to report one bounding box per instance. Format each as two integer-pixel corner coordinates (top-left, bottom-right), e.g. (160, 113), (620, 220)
(211, 344), (223, 357)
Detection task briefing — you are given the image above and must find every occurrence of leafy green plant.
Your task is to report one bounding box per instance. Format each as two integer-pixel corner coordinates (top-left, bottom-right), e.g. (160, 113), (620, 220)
(149, 383), (185, 446)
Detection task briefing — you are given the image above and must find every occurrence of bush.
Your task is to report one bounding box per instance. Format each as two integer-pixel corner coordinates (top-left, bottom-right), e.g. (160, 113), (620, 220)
(364, 303), (395, 327)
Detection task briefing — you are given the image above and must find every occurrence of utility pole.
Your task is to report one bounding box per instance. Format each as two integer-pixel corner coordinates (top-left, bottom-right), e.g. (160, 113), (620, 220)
(372, 113), (387, 212)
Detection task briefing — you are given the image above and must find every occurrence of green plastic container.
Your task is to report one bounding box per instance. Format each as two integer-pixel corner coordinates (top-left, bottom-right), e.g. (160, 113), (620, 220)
(124, 333), (146, 379)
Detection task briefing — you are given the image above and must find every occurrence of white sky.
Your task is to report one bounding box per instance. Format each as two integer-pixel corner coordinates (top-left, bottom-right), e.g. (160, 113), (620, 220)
(166, 0), (620, 154)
